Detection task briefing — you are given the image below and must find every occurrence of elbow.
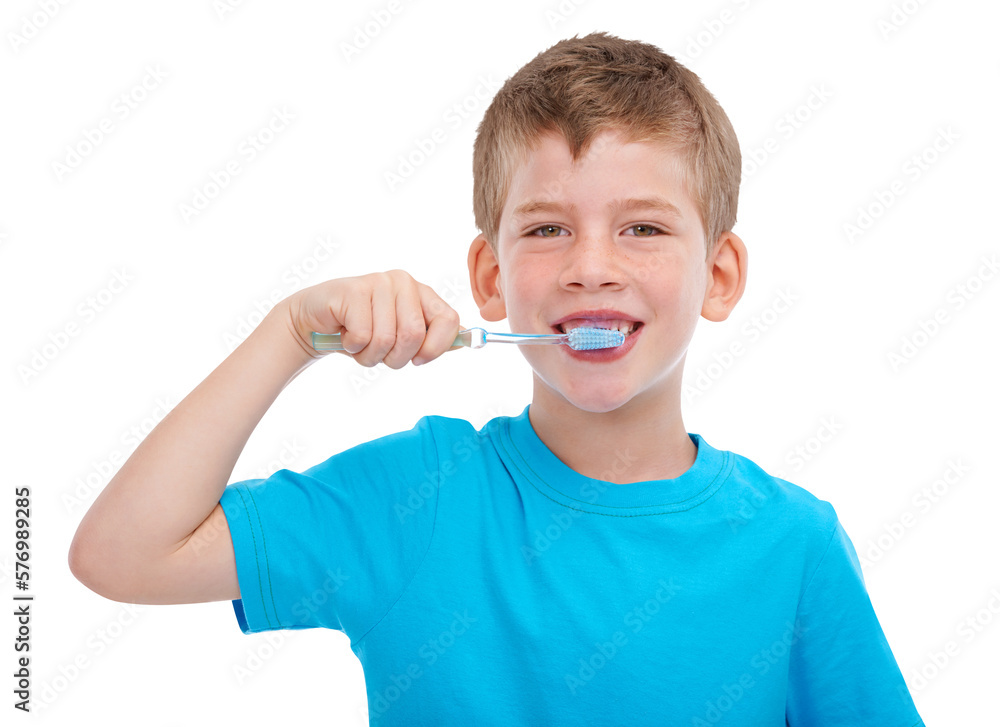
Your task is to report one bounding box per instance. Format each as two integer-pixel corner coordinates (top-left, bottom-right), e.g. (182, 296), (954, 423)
(68, 527), (105, 597)
(68, 526), (129, 603)
(68, 525), (170, 605)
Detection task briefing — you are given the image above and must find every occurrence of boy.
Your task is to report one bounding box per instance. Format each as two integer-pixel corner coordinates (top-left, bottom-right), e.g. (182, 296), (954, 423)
(69, 32), (924, 725)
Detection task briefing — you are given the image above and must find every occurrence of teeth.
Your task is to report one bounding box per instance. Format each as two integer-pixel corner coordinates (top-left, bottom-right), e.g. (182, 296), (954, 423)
(560, 319), (637, 336)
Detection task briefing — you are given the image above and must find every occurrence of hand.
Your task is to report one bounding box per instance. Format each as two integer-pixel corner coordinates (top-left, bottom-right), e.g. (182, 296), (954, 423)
(281, 270), (462, 368)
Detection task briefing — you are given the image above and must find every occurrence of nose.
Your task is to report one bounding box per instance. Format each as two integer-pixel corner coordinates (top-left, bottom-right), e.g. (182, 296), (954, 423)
(558, 233), (628, 290)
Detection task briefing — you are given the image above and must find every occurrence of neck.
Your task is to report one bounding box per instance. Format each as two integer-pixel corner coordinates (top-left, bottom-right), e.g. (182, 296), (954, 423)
(527, 383), (696, 485)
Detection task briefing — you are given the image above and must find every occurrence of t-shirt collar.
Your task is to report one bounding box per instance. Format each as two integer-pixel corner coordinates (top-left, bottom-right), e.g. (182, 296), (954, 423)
(491, 404), (731, 516)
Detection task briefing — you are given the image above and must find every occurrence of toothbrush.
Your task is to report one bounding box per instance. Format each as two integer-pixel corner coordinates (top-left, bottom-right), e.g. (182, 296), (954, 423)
(310, 326), (625, 352)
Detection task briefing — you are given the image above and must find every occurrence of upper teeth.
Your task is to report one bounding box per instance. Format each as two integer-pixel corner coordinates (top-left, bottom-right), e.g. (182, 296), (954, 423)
(560, 319), (637, 336)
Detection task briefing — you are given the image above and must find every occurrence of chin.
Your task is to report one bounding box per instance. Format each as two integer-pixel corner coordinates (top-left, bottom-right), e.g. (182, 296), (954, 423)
(560, 388), (635, 414)
(530, 361), (638, 414)
(571, 402), (628, 415)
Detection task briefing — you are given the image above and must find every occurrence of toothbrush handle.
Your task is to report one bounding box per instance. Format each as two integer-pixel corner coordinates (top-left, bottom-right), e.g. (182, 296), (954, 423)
(310, 332), (341, 351)
(310, 330), (477, 352)
(310, 328), (566, 352)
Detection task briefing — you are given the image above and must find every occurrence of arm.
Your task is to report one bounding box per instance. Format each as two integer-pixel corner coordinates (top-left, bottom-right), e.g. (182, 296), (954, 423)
(68, 301), (316, 605)
(785, 520), (923, 725)
(68, 271), (461, 606)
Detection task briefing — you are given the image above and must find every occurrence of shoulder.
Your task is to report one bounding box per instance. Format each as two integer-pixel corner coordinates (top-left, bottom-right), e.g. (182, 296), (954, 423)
(346, 413), (493, 467)
(301, 413), (497, 486)
(334, 412), (479, 455)
(736, 452), (836, 523)
(413, 412), (481, 437)
(407, 412), (487, 450)
(712, 441), (840, 548)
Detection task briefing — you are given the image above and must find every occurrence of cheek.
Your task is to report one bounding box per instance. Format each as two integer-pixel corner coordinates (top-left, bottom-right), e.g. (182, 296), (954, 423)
(501, 268), (543, 310)
(649, 266), (705, 325)
(671, 258), (707, 305)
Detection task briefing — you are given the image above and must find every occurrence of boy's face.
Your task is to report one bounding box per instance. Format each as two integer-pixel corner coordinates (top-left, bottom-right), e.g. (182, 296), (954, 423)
(469, 128), (745, 417)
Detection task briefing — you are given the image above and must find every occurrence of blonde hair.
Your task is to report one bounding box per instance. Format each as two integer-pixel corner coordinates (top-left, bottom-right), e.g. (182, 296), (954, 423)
(472, 31), (741, 259)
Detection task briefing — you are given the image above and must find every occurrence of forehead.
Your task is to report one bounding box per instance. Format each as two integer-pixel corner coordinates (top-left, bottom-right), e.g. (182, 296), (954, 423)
(501, 129), (694, 223)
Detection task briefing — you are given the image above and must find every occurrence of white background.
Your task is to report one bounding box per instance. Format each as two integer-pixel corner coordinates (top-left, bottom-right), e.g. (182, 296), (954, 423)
(3, 0), (998, 724)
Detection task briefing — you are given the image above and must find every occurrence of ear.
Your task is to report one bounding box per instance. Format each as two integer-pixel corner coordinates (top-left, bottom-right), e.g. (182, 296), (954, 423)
(701, 231), (748, 322)
(467, 233), (507, 322)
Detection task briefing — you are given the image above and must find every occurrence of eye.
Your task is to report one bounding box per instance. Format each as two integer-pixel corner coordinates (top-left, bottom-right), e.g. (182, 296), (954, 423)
(528, 225), (566, 238)
(625, 224), (665, 237)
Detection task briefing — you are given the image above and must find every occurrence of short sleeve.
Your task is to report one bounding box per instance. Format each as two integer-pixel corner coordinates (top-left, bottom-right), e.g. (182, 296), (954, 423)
(786, 519), (923, 726)
(219, 416), (441, 642)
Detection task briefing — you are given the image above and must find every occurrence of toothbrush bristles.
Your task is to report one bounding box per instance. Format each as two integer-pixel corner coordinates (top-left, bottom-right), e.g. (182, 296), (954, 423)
(566, 326), (626, 351)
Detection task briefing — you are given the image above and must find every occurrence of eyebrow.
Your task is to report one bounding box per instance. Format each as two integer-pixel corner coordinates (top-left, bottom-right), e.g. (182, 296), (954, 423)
(511, 196), (684, 222)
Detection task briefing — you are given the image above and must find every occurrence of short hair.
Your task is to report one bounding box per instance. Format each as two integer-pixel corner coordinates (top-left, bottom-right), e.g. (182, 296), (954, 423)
(472, 31), (741, 259)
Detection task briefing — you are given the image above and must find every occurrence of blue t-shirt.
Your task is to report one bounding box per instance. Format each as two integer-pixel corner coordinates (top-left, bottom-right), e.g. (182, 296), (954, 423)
(220, 405), (923, 726)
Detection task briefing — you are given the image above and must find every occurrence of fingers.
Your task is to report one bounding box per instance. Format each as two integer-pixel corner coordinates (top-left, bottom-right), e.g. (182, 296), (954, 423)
(336, 277), (375, 358)
(297, 270), (461, 369)
(413, 282), (461, 366)
(340, 271), (400, 367)
(364, 272), (401, 366)
(380, 275), (426, 370)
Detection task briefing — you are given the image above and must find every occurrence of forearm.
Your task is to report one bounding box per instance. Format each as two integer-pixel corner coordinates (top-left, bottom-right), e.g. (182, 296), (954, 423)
(70, 301), (316, 570)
